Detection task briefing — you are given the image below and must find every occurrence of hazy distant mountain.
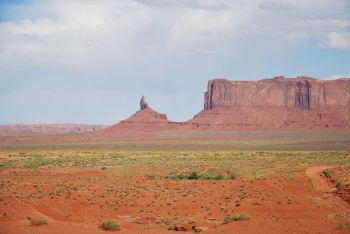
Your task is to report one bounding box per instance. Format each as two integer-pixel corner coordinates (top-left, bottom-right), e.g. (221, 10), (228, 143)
(0, 124), (107, 135)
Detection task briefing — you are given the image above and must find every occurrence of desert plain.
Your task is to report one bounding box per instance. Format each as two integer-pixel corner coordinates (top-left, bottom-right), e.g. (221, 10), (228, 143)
(0, 130), (349, 234)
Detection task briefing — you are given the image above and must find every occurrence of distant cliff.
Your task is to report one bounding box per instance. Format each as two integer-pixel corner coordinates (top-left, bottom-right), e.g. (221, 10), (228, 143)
(204, 76), (350, 110)
(105, 77), (350, 132)
(0, 124), (106, 135)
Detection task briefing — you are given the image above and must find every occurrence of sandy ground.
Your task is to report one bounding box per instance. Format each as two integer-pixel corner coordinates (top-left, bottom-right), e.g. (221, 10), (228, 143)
(0, 165), (349, 234)
(306, 166), (334, 191)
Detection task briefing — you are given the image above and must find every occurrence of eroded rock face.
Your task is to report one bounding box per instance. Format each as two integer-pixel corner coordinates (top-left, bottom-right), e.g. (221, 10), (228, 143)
(107, 107), (174, 132)
(108, 76), (350, 132)
(204, 76), (350, 110)
(107, 95), (179, 132)
(198, 76), (350, 130)
(188, 106), (350, 130)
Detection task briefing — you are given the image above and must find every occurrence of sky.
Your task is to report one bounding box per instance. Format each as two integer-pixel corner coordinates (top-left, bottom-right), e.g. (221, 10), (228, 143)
(0, 0), (350, 124)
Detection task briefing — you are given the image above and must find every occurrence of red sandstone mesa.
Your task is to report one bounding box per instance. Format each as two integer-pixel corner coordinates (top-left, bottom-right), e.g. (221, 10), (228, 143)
(190, 76), (350, 130)
(203, 76), (350, 110)
(108, 76), (350, 131)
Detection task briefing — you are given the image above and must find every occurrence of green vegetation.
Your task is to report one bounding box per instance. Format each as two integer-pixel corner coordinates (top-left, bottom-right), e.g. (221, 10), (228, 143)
(0, 151), (349, 182)
(188, 171), (199, 180)
(307, 178), (314, 189)
(336, 223), (345, 230)
(31, 218), (48, 226)
(167, 171), (233, 180)
(193, 226), (208, 232)
(336, 181), (342, 189)
(223, 213), (251, 224)
(100, 220), (120, 231)
(1, 130), (350, 151)
(323, 165), (350, 185)
(156, 217), (180, 227)
(145, 174), (156, 180)
(321, 171), (331, 179)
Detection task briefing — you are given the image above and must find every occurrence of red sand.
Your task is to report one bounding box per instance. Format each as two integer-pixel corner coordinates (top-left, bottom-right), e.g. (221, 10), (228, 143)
(0, 167), (349, 233)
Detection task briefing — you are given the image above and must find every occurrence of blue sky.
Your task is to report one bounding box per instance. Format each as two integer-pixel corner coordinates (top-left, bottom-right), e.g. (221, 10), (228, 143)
(0, 0), (350, 124)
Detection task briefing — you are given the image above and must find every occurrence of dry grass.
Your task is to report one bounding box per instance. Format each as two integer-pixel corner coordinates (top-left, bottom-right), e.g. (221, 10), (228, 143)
(30, 218), (48, 226)
(223, 213), (251, 224)
(100, 220), (120, 231)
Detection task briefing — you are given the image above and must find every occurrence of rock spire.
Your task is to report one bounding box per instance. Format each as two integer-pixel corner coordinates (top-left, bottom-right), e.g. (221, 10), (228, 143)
(140, 95), (149, 110)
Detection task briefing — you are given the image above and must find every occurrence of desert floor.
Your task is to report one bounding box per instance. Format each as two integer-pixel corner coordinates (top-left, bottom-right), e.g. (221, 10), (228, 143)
(0, 130), (349, 233)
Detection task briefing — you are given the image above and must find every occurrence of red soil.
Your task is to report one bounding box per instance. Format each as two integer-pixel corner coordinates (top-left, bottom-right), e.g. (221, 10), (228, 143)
(0, 167), (349, 233)
(306, 166), (335, 191)
(335, 185), (350, 204)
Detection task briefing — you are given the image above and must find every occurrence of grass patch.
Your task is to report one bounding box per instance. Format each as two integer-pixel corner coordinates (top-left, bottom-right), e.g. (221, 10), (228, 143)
(307, 178), (314, 189)
(31, 218), (48, 226)
(321, 171), (331, 179)
(336, 223), (345, 230)
(156, 217), (180, 227)
(188, 171), (199, 180)
(193, 226), (208, 232)
(223, 213), (251, 224)
(145, 174), (156, 180)
(336, 181), (342, 189)
(0, 151), (349, 182)
(100, 220), (120, 231)
(166, 171), (234, 180)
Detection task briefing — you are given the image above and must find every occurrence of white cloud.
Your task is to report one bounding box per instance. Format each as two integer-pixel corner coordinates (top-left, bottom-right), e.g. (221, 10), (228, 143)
(323, 75), (350, 80)
(170, 10), (239, 44)
(327, 32), (350, 48)
(0, 0), (156, 71)
(0, 0), (349, 123)
(0, 0), (349, 68)
(0, 0), (348, 79)
(293, 18), (350, 31)
(259, 2), (293, 11)
(1, 1), (153, 37)
(134, 0), (229, 11)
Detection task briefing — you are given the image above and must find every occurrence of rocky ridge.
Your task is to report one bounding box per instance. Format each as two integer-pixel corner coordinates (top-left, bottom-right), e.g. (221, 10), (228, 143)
(108, 76), (350, 131)
(0, 124), (106, 135)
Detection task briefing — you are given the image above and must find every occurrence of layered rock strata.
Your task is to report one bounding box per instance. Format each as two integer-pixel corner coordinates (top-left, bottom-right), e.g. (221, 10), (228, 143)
(107, 97), (179, 132)
(109, 77), (350, 131)
(197, 76), (350, 129)
(204, 76), (350, 110)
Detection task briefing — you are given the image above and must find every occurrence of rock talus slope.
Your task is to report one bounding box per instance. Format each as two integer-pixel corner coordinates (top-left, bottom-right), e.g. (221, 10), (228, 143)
(107, 96), (180, 132)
